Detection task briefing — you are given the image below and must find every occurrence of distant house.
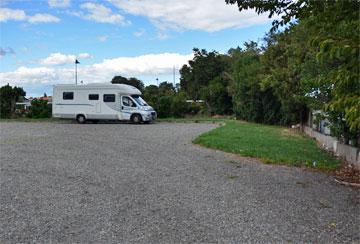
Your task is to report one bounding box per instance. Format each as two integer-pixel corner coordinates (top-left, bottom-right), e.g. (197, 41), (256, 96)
(16, 96), (52, 109)
(15, 97), (32, 110)
(39, 96), (52, 103)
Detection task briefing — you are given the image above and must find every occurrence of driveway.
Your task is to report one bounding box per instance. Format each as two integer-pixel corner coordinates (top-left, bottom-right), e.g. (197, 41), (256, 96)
(0, 122), (359, 243)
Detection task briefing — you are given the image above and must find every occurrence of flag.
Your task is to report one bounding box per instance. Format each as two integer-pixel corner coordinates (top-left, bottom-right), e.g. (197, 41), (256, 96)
(75, 59), (80, 64)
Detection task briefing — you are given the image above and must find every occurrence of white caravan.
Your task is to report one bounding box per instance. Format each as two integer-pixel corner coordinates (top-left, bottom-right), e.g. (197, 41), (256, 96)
(52, 83), (156, 123)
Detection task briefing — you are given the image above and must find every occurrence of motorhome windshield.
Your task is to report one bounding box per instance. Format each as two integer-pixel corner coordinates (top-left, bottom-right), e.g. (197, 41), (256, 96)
(131, 95), (147, 106)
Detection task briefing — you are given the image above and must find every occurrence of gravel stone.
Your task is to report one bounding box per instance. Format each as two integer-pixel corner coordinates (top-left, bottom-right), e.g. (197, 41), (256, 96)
(0, 122), (359, 243)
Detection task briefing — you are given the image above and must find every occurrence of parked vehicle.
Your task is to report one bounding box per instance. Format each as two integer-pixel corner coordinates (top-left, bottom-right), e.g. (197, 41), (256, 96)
(52, 83), (156, 124)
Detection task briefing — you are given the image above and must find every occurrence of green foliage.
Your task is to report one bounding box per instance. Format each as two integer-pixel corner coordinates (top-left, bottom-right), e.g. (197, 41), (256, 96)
(27, 99), (52, 118)
(261, 29), (310, 125)
(226, 0), (359, 143)
(111, 75), (145, 92)
(229, 42), (282, 124)
(200, 76), (232, 115)
(170, 92), (188, 118)
(156, 96), (173, 118)
(180, 48), (226, 100)
(194, 121), (340, 170)
(143, 82), (189, 118)
(142, 85), (159, 107)
(179, 48), (232, 114)
(158, 82), (175, 95)
(187, 102), (202, 115)
(0, 84), (26, 118)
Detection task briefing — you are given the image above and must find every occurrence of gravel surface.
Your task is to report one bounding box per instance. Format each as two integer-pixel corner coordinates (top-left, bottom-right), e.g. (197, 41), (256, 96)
(0, 122), (359, 243)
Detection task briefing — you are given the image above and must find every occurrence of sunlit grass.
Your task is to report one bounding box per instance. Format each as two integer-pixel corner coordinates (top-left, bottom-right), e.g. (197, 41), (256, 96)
(193, 121), (340, 170)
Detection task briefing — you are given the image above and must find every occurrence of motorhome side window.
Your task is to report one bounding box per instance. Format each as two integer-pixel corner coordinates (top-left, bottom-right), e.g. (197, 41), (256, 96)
(122, 96), (136, 107)
(103, 94), (115, 102)
(89, 94), (99, 100)
(63, 92), (74, 100)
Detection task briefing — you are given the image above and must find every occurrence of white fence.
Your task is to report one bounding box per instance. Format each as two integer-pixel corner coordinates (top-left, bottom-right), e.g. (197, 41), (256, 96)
(304, 126), (360, 168)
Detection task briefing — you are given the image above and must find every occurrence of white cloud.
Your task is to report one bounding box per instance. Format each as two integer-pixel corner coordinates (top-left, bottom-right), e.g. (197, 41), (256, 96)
(133, 28), (145, 37)
(78, 53), (92, 59)
(0, 8), (26, 22)
(48, 0), (71, 8)
(28, 13), (60, 23)
(1, 52), (193, 86)
(0, 66), (58, 85)
(90, 53), (192, 76)
(108, 0), (270, 32)
(72, 2), (128, 25)
(0, 7), (60, 23)
(156, 32), (169, 40)
(39, 52), (92, 66)
(97, 35), (108, 42)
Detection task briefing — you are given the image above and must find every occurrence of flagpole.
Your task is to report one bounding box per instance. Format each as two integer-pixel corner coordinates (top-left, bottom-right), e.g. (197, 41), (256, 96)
(75, 60), (77, 85)
(173, 65), (175, 87)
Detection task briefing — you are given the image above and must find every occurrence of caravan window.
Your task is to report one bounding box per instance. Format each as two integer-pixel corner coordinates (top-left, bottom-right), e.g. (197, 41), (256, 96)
(89, 94), (99, 100)
(103, 94), (115, 102)
(122, 96), (137, 107)
(63, 92), (74, 100)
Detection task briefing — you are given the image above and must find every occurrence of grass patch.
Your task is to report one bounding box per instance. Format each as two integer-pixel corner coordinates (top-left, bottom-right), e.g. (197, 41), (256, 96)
(193, 121), (340, 170)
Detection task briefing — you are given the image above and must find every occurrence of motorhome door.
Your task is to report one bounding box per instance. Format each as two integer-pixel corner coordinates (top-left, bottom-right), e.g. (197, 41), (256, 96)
(121, 95), (136, 120)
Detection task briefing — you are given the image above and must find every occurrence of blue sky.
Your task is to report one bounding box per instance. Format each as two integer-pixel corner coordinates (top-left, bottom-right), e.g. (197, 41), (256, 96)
(0, 0), (273, 97)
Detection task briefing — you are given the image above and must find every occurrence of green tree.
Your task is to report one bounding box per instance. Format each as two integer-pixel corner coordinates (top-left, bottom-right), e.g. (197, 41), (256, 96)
(180, 48), (227, 100)
(143, 85), (159, 108)
(200, 76), (232, 115)
(227, 0), (360, 142)
(261, 30), (310, 125)
(111, 76), (145, 92)
(226, 0), (326, 30)
(179, 48), (232, 114)
(230, 42), (281, 123)
(158, 82), (175, 96)
(0, 84), (26, 118)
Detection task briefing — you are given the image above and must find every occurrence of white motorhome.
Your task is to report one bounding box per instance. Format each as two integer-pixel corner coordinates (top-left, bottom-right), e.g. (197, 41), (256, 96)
(52, 83), (156, 124)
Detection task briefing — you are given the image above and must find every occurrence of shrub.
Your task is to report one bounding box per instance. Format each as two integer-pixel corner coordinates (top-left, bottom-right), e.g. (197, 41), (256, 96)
(27, 99), (52, 118)
(187, 102), (202, 115)
(156, 96), (173, 118)
(171, 92), (188, 118)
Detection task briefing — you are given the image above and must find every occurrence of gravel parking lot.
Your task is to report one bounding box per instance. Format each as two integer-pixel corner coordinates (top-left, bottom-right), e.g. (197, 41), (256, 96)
(0, 122), (359, 243)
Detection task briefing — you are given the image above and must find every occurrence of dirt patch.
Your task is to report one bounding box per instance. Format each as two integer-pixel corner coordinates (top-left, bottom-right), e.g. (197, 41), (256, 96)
(333, 164), (360, 187)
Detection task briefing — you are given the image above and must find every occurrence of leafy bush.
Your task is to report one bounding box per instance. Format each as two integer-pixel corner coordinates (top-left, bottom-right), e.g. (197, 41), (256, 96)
(27, 99), (52, 118)
(171, 92), (188, 118)
(143, 82), (191, 118)
(156, 96), (173, 118)
(200, 77), (232, 115)
(187, 102), (202, 115)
